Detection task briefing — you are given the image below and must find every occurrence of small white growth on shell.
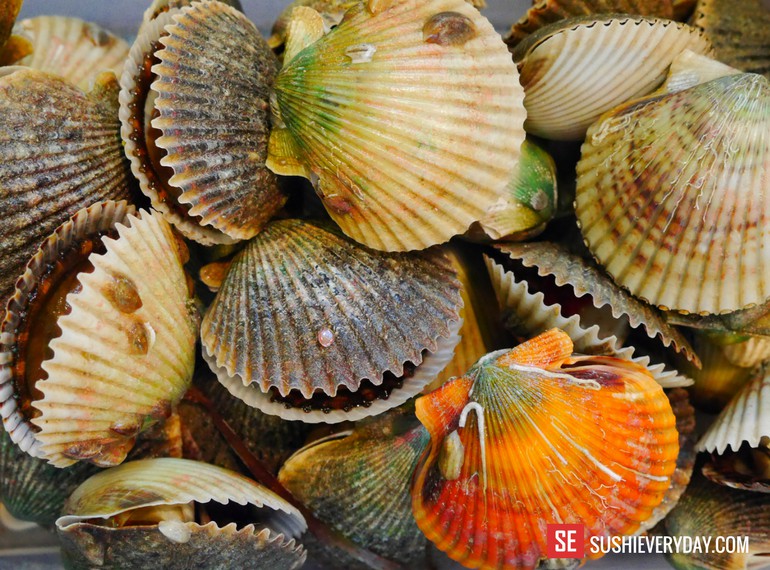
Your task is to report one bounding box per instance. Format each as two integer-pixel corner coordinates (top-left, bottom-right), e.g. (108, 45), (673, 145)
(459, 401), (487, 491)
(530, 189), (549, 211)
(345, 43), (377, 63)
(317, 328), (335, 347)
(158, 520), (192, 544)
(508, 363), (601, 390)
(143, 322), (157, 351)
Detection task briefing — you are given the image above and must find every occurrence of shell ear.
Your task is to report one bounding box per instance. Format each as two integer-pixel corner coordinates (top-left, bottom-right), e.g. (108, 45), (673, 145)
(282, 6), (325, 65)
(496, 328), (573, 369)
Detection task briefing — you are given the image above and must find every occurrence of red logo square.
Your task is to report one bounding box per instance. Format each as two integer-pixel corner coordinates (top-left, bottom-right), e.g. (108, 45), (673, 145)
(547, 524), (585, 558)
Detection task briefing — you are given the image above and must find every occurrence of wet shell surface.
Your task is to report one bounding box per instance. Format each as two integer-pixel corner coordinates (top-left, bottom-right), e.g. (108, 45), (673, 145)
(504, 0), (684, 47)
(0, 67), (133, 311)
(576, 72), (770, 314)
(12, 17), (129, 92)
(269, 0), (526, 251)
(120, 2), (283, 245)
(201, 219), (462, 422)
(665, 471), (770, 570)
(692, 0), (770, 79)
(412, 329), (679, 570)
(56, 458), (306, 570)
(511, 15), (712, 140)
(697, 364), (770, 454)
(278, 411), (430, 567)
(0, 202), (198, 468)
(269, 0), (360, 48)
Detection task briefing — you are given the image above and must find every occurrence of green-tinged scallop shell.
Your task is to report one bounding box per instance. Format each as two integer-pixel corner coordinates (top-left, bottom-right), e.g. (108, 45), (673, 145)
(703, 439), (770, 493)
(485, 255), (693, 388)
(424, 245), (511, 393)
(665, 471), (770, 570)
(504, 0), (688, 47)
(576, 72), (770, 315)
(120, 2), (284, 245)
(56, 458), (306, 570)
(692, 0), (770, 79)
(413, 329), (679, 570)
(278, 410), (429, 567)
(0, 67), (133, 312)
(466, 139), (557, 242)
(201, 218), (462, 422)
(497, 241), (698, 364)
(698, 364), (770, 454)
(11, 17), (129, 92)
(0, 426), (98, 527)
(512, 15), (712, 140)
(0, 202), (198, 468)
(269, 0), (526, 252)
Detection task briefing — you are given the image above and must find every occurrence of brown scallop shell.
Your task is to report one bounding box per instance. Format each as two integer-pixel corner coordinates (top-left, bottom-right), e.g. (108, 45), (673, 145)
(0, 67), (133, 312)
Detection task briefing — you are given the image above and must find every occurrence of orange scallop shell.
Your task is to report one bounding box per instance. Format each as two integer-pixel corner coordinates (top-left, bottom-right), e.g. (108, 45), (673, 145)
(411, 329), (679, 570)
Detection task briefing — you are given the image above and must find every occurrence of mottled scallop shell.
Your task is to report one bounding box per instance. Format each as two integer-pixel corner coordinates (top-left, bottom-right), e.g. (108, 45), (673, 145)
(278, 411), (429, 567)
(269, 0), (526, 251)
(0, 427), (97, 527)
(698, 364), (770, 454)
(412, 329), (679, 570)
(504, 0), (689, 47)
(485, 255), (693, 389)
(511, 15), (712, 140)
(201, 219), (462, 422)
(576, 72), (770, 314)
(665, 472), (770, 570)
(0, 202), (198, 468)
(0, 68), (133, 311)
(143, 0), (243, 23)
(11, 17), (129, 92)
(692, 0), (770, 79)
(56, 458), (306, 570)
(467, 139), (558, 242)
(120, 1), (284, 245)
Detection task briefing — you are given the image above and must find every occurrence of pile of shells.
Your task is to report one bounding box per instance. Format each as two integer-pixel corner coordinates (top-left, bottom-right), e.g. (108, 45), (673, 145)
(0, 0), (768, 569)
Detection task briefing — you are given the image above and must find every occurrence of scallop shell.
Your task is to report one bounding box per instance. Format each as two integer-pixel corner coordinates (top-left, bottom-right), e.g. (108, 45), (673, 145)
(201, 218), (462, 422)
(576, 72), (770, 314)
(511, 15), (712, 140)
(57, 458), (306, 570)
(143, 0), (243, 24)
(269, 0), (526, 251)
(504, 0), (681, 47)
(0, 67), (133, 311)
(0, 427), (97, 527)
(697, 364), (770, 454)
(497, 241), (698, 364)
(0, 0), (22, 53)
(702, 439), (770, 493)
(412, 329), (679, 570)
(12, 17), (129, 92)
(269, 0), (360, 48)
(468, 139), (558, 242)
(720, 335), (770, 369)
(278, 411), (429, 567)
(485, 255), (694, 388)
(120, 2), (284, 245)
(0, 202), (198, 468)
(665, 471), (770, 570)
(692, 0), (770, 79)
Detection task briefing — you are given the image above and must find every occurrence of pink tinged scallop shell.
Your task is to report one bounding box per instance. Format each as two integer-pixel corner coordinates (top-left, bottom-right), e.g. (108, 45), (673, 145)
(200, 218), (463, 422)
(576, 72), (770, 315)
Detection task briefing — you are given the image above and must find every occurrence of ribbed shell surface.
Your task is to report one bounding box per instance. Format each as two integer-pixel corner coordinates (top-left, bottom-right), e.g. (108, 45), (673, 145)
(151, 1), (285, 241)
(201, 219), (462, 399)
(13, 16), (129, 91)
(512, 15), (712, 140)
(0, 68), (132, 311)
(576, 73), (770, 314)
(271, 0), (525, 251)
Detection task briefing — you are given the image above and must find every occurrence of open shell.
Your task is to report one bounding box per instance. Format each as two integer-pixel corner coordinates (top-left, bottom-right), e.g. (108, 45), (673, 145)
(0, 202), (197, 468)
(269, 0), (526, 251)
(201, 218), (462, 422)
(278, 411), (429, 567)
(56, 458), (306, 570)
(702, 439), (770, 493)
(0, 67), (133, 311)
(412, 329), (679, 570)
(511, 15), (712, 140)
(11, 17), (129, 92)
(576, 72), (770, 314)
(120, 2), (284, 245)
